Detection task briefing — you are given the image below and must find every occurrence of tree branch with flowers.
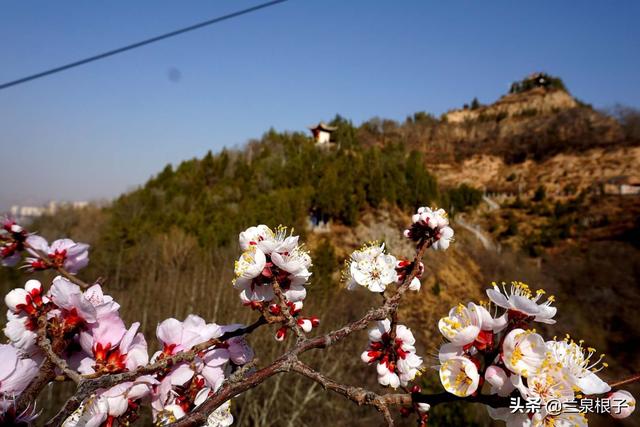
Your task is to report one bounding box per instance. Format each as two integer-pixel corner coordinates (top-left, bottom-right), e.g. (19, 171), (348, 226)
(0, 207), (637, 427)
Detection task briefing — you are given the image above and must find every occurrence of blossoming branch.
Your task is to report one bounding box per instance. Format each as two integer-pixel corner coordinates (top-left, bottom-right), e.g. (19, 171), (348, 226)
(0, 209), (636, 427)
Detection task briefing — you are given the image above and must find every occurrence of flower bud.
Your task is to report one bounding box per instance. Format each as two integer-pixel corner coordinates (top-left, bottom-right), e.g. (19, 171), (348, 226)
(416, 403), (430, 413)
(297, 318), (313, 333)
(24, 279), (42, 295)
(290, 301), (303, 314)
(310, 316), (320, 327)
(275, 327), (287, 342)
(5, 288), (29, 313)
(608, 390), (636, 419)
(485, 365), (514, 397)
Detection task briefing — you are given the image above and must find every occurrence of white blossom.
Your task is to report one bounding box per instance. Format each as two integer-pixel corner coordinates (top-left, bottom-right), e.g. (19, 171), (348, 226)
(345, 243), (397, 293)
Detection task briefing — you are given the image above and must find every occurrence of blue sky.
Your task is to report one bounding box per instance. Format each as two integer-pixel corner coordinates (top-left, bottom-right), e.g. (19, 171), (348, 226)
(1, 0), (639, 209)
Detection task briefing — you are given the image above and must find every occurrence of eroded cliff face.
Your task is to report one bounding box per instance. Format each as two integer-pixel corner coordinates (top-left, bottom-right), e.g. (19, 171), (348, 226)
(431, 146), (640, 197)
(445, 87), (579, 123)
(405, 87), (628, 165)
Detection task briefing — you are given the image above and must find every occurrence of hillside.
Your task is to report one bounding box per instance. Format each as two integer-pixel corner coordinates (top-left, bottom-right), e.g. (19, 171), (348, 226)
(3, 73), (640, 426)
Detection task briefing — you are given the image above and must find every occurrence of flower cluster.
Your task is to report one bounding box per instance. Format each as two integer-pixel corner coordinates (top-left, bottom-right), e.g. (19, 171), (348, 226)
(0, 218), (89, 274)
(150, 316), (250, 425)
(25, 235), (89, 273)
(403, 207), (454, 250)
(1, 274), (249, 426)
(0, 219), (247, 426)
(233, 225), (319, 341)
(361, 319), (423, 389)
(344, 242), (424, 293)
(435, 281), (636, 425)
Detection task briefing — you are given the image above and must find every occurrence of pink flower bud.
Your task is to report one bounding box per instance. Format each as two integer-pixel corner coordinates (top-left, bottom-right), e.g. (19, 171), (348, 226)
(484, 365), (514, 397)
(275, 327), (287, 342)
(290, 301), (303, 314)
(608, 390), (636, 419)
(24, 280), (42, 295)
(360, 350), (380, 363)
(297, 318), (313, 333)
(310, 316), (320, 327)
(5, 288), (29, 313)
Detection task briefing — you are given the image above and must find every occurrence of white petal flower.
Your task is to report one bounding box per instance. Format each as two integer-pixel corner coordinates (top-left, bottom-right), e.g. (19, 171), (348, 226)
(512, 367), (574, 406)
(486, 282), (556, 324)
(432, 226), (454, 251)
(439, 356), (480, 397)
(206, 400), (234, 426)
(531, 411), (588, 427)
(345, 243), (397, 293)
(544, 338), (610, 394)
(234, 246), (266, 281)
(404, 207), (455, 250)
(438, 303), (482, 346)
(502, 329), (546, 378)
(255, 225), (298, 255)
(362, 320), (423, 388)
(239, 225), (272, 251)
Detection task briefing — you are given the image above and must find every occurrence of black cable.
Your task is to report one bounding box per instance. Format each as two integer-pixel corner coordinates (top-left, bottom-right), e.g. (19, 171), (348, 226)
(0, 0), (288, 91)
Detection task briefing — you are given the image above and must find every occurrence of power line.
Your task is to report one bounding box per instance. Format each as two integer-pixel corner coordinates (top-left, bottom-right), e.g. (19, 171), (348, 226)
(0, 0), (288, 91)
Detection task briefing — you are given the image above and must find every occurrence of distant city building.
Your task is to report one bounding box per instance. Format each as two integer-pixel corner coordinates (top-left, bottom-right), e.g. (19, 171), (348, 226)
(6, 201), (89, 224)
(308, 122), (337, 146)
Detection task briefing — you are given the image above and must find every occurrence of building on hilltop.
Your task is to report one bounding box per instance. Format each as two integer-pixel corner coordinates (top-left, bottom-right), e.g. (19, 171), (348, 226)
(509, 72), (567, 94)
(308, 122), (337, 146)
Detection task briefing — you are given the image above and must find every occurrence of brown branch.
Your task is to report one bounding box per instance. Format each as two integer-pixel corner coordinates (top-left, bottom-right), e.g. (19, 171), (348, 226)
(55, 267), (91, 289)
(290, 360), (411, 426)
(35, 313), (82, 384)
(608, 373), (640, 389)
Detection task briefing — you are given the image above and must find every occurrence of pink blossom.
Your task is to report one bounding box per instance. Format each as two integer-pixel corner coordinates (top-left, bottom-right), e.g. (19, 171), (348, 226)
(78, 319), (148, 375)
(64, 375), (157, 427)
(156, 315), (222, 356)
(0, 344), (39, 403)
(26, 236), (89, 274)
(49, 276), (97, 325)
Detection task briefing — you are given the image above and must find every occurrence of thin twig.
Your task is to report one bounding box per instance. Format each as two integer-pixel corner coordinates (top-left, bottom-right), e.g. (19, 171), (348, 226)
(608, 373), (640, 389)
(290, 360), (410, 425)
